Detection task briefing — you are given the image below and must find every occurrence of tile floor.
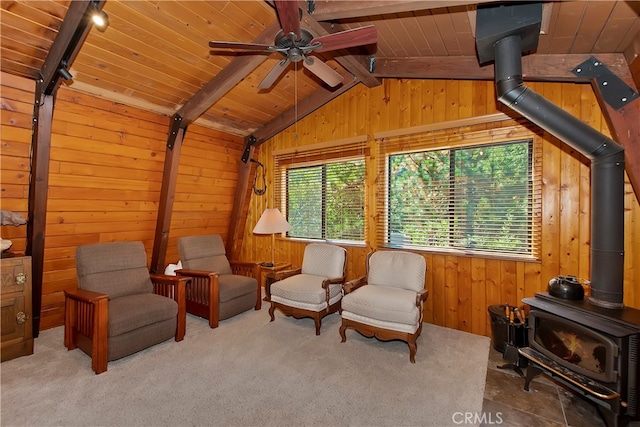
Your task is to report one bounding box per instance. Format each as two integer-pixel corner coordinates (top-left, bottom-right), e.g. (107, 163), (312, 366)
(481, 347), (639, 427)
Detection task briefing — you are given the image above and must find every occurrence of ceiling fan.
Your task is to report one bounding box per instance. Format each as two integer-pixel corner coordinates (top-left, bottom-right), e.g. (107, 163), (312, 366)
(208, 0), (378, 90)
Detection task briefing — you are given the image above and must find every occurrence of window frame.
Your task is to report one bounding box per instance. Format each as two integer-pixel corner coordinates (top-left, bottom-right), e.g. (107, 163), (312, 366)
(376, 124), (542, 260)
(273, 137), (368, 246)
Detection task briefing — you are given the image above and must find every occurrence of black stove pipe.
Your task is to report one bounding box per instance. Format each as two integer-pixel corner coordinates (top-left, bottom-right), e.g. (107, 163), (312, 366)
(494, 35), (626, 309)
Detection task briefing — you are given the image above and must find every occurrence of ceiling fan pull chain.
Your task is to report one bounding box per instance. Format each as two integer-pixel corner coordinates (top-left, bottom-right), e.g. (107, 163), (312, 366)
(294, 60), (299, 140)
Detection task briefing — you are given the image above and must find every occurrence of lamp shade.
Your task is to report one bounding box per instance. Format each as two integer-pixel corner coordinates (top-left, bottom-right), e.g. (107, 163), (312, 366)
(253, 208), (291, 234)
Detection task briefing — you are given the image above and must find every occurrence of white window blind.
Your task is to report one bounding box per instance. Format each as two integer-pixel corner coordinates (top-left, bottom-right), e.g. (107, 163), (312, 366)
(274, 137), (368, 244)
(377, 125), (542, 258)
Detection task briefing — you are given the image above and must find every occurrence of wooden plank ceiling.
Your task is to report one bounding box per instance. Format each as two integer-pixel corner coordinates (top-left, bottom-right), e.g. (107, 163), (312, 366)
(2, 0), (640, 139)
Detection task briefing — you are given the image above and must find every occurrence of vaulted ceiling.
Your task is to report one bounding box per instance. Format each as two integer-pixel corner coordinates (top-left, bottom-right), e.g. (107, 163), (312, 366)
(2, 0), (640, 143)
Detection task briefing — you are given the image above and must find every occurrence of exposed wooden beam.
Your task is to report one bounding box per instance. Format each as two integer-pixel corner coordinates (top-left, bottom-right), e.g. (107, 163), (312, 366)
(40, 0), (103, 94)
(592, 78), (640, 201)
(373, 54), (632, 81)
(151, 20), (281, 270)
(27, 0), (106, 337)
(151, 121), (185, 274)
(309, 0), (493, 21)
(177, 20), (281, 124)
(250, 72), (359, 145)
(226, 145), (255, 260)
(26, 87), (53, 339)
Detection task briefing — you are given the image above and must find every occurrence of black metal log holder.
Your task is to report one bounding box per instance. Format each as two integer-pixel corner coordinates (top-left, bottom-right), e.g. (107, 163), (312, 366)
(497, 304), (529, 377)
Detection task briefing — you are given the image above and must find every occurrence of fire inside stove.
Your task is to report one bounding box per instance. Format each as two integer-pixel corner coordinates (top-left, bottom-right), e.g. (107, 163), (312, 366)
(530, 310), (618, 384)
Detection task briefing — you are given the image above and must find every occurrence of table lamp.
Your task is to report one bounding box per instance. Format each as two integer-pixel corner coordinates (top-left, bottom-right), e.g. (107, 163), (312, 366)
(253, 208), (291, 267)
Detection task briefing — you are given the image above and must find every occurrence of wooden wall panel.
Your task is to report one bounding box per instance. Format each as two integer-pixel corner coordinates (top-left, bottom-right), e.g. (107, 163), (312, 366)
(0, 73), (245, 329)
(241, 79), (640, 337)
(164, 125), (245, 265)
(0, 72), (34, 254)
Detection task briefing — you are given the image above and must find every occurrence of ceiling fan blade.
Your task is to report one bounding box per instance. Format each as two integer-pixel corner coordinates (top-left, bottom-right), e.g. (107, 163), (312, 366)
(274, 0), (301, 40)
(258, 58), (291, 89)
(209, 41), (281, 52)
(311, 25), (378, 52)
(303, 56), (344, 87)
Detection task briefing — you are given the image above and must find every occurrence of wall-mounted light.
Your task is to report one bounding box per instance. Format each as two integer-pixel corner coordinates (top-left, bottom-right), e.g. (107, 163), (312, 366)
(90, 6), (109, 31)
(58, 61), (73, 81)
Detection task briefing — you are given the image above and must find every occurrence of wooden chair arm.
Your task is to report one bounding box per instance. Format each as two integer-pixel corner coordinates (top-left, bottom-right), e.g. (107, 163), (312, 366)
(175, 269), (218, 279)
(64, 288), (108, 303)
(416, 289), (429, 306)
(229, 260), (259, 279)
(176, 269), (219, 328)
(272, 268), (302, 281)
(343, 276), (367, 294)
(150, 274), (188, 300)
(64, 288), (109, 374)
(322, 276), (346, 289)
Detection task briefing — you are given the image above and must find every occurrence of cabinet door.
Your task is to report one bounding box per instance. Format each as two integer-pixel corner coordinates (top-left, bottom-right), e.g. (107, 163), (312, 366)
(1, 294), (27, 344)
(1, 257), (33, 362)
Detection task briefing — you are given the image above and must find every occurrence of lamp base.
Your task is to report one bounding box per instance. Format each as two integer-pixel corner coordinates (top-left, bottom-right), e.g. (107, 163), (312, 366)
(259, 262), (274, 267)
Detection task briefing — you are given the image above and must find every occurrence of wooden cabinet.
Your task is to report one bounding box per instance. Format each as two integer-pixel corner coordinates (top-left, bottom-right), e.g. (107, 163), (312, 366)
(1, 256), (34, 362)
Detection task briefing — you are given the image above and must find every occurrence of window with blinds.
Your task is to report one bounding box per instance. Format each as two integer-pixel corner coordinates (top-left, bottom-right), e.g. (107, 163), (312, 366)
(377, 125), (542, 258)
(274, 137), (367, 244)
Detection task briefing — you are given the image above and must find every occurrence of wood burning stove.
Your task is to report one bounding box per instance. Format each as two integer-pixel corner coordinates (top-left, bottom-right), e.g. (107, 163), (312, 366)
(473, 3), (640, 426)
(520, 293), (640, 427)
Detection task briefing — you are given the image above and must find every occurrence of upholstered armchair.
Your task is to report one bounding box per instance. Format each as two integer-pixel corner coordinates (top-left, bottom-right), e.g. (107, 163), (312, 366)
(176, 234), (260, 328)
(64, 241), (187, 374)
(340, 250), (428, 363)
(269, 243), (346, 335)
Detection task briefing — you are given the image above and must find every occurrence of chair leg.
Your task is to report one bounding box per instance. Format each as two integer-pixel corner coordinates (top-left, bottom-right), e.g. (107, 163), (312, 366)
(268, 302), (276, 322)
(339, 321), (348, 342)
(408, 335), (417, 363)
(314, 314), (321, 336)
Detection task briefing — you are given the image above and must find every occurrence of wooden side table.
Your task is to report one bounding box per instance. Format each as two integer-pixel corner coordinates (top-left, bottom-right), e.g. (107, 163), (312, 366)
(260, 262), (291, 302)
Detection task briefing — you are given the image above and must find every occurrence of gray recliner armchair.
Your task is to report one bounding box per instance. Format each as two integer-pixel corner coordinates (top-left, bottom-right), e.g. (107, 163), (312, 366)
(176, 234), (260, 328)
(64, 241), (187, 374)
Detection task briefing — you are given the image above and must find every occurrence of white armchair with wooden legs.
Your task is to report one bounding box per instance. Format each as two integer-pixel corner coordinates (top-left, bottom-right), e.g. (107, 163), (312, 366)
(268, 243), (346, 335)
(340, 250), (428, 363)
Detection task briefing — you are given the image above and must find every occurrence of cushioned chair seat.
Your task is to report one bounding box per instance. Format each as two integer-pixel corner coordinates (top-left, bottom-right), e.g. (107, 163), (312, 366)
(219, 274), (258, 303)
(108, 293), (178, 337)
(271, 274), (341, 305)
(340, 285), (420, 326)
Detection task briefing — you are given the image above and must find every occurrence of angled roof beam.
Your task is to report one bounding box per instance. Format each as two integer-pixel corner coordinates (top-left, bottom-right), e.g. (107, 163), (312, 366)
(372, 54), (632, 81)
(28, 0), (106, 337)
(151, 20), (282, 272)
(308, 0), (494, 21)
(177, 20), (281, 124)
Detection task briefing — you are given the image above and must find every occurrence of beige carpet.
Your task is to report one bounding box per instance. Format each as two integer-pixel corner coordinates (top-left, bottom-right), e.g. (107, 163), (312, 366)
(1, 306), (489, 427)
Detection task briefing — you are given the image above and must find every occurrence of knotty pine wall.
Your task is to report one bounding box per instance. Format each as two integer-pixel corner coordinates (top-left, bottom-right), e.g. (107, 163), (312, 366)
(241, 79), (640, 337)
(1, 72), (245, 330)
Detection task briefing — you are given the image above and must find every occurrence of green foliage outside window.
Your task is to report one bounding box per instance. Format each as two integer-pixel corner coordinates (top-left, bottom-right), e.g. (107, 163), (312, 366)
(287, 160), (365, 242)
(388, 140), (533, 255)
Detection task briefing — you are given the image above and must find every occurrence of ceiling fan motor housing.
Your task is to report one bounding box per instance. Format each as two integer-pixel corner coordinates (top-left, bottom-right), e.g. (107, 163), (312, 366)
(275, 28), (314, 62)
